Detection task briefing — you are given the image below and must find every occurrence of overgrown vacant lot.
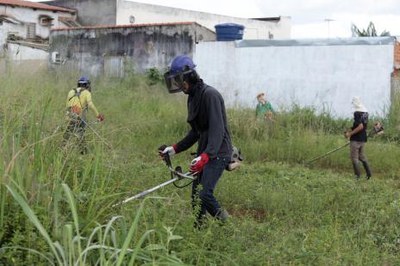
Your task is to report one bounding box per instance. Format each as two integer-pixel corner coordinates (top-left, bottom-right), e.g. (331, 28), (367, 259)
(1, 72), (400, 265)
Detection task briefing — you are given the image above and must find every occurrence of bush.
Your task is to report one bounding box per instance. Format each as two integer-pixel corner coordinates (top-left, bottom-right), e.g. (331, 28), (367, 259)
(146, 67), (164, 85)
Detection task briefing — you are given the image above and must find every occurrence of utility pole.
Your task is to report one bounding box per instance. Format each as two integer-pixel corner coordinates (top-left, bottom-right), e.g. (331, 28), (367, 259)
(324, 18), (335, 38)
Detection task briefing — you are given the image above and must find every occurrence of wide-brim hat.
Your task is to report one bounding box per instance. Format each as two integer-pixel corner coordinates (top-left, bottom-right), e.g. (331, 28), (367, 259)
(351, 96), (368, 112)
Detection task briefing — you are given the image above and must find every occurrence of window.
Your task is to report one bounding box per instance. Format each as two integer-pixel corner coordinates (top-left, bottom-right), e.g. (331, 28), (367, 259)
(39, 15), (54, 26)
(26, 23), (36, 39)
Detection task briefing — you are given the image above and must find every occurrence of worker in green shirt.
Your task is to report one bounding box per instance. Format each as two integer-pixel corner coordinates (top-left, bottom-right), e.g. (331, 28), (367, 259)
(256, 92), (275, 121)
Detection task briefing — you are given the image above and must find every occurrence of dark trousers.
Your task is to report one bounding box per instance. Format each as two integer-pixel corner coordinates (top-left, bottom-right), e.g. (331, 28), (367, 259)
(191, 157), (230, 224)
(62, 118), (87, 153)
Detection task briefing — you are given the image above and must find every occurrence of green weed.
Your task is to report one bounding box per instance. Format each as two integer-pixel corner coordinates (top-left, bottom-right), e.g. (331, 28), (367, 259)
(1, 71), (400, 265)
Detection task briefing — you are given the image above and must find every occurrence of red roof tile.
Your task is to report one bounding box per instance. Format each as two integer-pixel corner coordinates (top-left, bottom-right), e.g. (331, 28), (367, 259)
(0, 0), (75, 13)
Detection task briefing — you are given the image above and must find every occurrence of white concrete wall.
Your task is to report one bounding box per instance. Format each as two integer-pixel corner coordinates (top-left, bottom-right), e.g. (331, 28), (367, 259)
(2, 43), (48, 74)
(194, 38), (395, 118)
(116, 0), (291, 40)
(0, 25), (6, 46)
(8, 43), (48, 61)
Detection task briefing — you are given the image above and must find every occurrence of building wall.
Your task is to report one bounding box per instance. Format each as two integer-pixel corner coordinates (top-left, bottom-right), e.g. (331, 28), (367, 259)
(49, 23), (215, 77)
(116, 1), (291, 40)
(391, 38), (400, 108)
(0, 23), (12, 47)
(44, 0), (291, 39)
(0, 5), (74, 40)
(194, 37), (395, 118)
(394, 39), (400, 69)
(45, 0), (116, 26)
(0, 4), (74, 74)
(7, 43), (48, 60)
(0, 43), (48, 74)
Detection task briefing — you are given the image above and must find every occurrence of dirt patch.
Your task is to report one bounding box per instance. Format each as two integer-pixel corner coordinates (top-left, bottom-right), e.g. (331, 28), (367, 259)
(229, 207), (268, 222)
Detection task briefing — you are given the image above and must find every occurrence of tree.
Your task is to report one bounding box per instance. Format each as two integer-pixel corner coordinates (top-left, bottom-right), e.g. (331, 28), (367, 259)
(351, 21), (390, 37)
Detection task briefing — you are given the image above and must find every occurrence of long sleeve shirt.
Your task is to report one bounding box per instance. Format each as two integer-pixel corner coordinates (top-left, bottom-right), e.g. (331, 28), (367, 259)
(175, 81), (232, 159)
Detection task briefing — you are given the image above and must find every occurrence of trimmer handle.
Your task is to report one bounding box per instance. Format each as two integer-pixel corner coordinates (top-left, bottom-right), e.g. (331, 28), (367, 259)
(158, 144), (172, 167)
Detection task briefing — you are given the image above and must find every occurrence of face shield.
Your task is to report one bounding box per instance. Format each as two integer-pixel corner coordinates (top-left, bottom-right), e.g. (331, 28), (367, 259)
(164, 69), (193, 94)
(164, 71), (185, 93)
(78, 81), (91, 90)
(165, 55), (197, 93)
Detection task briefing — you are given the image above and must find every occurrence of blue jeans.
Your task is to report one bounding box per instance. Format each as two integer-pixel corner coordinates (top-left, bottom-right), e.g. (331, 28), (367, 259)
(191, 156), (230, 223)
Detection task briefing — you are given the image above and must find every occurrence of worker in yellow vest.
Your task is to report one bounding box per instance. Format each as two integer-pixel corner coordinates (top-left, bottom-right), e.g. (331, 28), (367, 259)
(63, 76), (104, 153)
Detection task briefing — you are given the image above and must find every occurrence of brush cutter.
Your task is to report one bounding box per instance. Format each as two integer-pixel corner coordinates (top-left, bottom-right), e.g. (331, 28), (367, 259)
(112, 145), (244, 206)
(305, 141), (350, 165)
(112, 145), (197, 207)
(80, 119), (113, 149)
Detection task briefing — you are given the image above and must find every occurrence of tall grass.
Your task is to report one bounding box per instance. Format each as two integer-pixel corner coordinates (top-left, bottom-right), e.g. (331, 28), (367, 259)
(5, 181), (182, 265)
(1, 71), (400, 264)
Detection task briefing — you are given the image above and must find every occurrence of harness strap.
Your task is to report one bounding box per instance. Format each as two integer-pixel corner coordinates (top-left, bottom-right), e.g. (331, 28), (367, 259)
(68, 88), (84, 111)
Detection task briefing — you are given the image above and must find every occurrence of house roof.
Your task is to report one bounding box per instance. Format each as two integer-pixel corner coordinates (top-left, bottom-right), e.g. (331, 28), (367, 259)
(51, 21), (208, 31)
(0, 13), (22, 24)
(0, 0), (75, 13)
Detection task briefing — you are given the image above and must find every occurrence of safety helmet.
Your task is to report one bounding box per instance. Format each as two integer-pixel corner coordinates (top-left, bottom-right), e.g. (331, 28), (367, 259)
(170, 55), (196, 75)
(77, 76), (91, 88)
(164, 55), (196, 93)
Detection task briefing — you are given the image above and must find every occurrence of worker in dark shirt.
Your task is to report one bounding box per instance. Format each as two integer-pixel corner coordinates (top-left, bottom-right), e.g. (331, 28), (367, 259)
(345, 96), (372, 180)
(161, 55), (233, 227)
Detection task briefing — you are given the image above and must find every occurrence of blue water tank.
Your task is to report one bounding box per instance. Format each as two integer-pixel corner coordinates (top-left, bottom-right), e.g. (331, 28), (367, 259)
(215, 23), (245, 41)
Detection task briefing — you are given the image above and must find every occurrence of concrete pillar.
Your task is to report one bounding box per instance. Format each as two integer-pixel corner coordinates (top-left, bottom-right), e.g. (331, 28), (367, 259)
(390, 69), (400, 125)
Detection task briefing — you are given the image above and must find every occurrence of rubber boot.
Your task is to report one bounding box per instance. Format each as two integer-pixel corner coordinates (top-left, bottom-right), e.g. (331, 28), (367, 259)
(352, 162), (361, 179)
(361, 160), (372, 179)
(215, 208), (229, 223)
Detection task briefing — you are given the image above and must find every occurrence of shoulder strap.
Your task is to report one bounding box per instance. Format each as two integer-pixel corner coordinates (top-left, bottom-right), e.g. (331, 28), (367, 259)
(68, 88), (79, 102)
(68, 88), (84, 109)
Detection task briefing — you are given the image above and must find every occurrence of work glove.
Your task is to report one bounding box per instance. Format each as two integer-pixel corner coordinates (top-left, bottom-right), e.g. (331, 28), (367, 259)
(97, 114), (105, 122)
(160, 145), (177, 157)
(190, 153), (209, 173)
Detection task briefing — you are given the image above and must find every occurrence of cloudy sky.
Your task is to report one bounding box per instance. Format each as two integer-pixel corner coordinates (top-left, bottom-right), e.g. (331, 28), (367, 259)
(128, 0), (400, 38)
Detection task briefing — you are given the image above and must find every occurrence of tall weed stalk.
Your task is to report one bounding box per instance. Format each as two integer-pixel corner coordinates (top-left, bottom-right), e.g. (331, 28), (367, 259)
(3, 182), (171, 265)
